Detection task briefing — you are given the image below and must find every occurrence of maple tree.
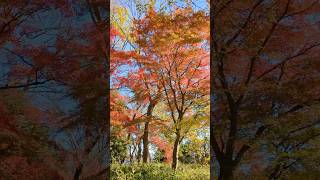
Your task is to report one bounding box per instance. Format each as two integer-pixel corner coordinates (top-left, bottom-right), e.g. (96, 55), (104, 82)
(115, 5), (210, 170)
(110, 0), (165, 165)
(210, 0), (320, 179)
(109, 2), (211, 178)
(131, 9), (209, 169)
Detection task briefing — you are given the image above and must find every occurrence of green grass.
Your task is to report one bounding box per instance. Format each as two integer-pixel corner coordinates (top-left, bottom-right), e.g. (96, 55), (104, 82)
(111, 163), (209, 180)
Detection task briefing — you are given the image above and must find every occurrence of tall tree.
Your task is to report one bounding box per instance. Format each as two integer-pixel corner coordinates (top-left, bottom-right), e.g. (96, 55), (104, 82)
(132, 7), (209, 169)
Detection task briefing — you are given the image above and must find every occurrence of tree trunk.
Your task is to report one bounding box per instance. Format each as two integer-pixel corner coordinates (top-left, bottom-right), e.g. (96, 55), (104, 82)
(171, 131), (181, 170)
(142, 121), (150, 163)
(73, 164), (83, 180)
(268, 164), (281, 180)
(218, 162), (234, 180)
(143, 103), (154, 163)
(86, 1), (111, 179)
(137, 139), (142, 163)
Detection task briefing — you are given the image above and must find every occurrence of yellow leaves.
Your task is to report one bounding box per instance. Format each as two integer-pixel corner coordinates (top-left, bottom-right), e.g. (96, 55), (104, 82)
(148, 0), (156, 9)
(111, 5), (134, 43)
(169, 32), (179, 39)
(111, 6), (128, 27)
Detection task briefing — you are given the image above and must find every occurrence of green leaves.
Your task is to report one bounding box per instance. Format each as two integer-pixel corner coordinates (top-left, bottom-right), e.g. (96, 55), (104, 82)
(111, 163), (209, 179)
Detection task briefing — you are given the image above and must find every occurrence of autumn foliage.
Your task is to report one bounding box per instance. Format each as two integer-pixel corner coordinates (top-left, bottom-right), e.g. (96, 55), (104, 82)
(1, 0), (110, 179)
(110, 0), (210, 174)
(1, 0), (320, 179)
(211, 0), (320, 179)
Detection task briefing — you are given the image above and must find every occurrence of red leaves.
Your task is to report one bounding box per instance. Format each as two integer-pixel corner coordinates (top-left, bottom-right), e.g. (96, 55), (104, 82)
(0, 90), (47, 135)
(33, 48), (55, 68)
(0, 101), (17, 135)
(0, 156), (63, 180)
(110, 26), (120, 42)
(110, 50), (137, 74)
(111, 111), (129, 126)
(150, 136), (173, 163)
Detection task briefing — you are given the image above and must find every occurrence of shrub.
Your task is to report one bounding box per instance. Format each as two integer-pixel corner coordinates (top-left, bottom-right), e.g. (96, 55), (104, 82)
(111, 163), (209, 180)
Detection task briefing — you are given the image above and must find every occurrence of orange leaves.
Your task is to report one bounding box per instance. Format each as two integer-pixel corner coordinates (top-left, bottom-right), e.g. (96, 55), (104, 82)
(111, 92), (142, 134)
(111, 50), (137, 64)
(128, 6), (210, 111)
(111, 111), (129, 126)
(150, 136), (173, 163)
(110, 26), (120, 42)
(132, 7), (209, 55)
(132, 8), (209, 59)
